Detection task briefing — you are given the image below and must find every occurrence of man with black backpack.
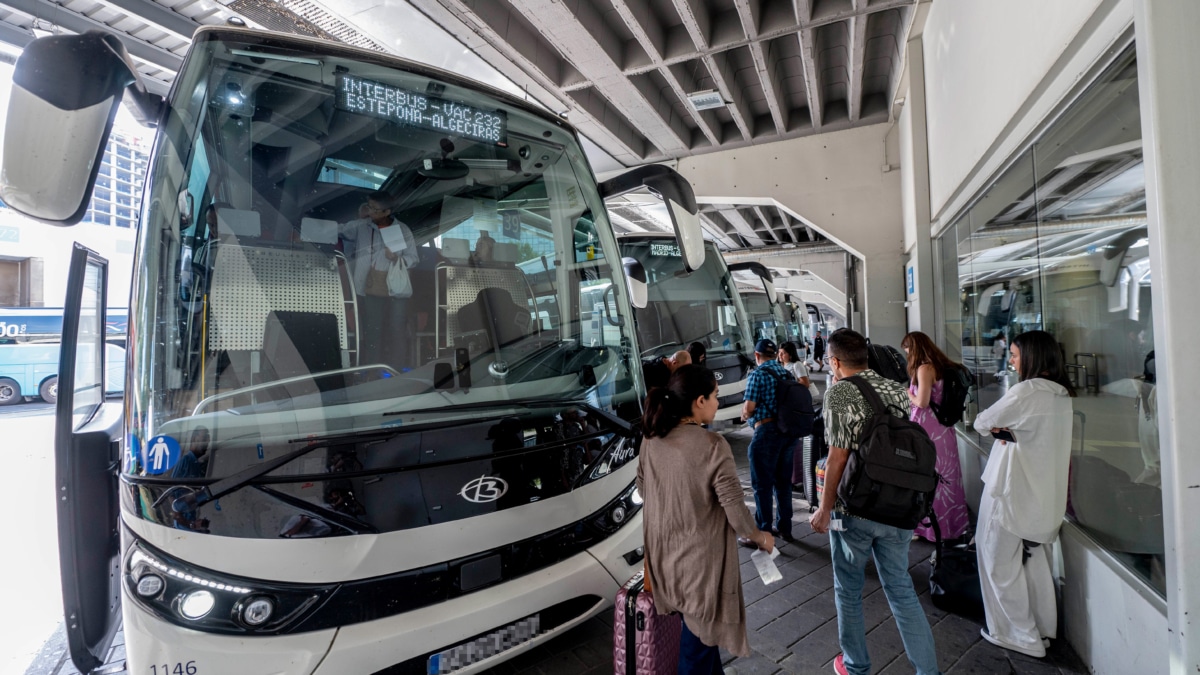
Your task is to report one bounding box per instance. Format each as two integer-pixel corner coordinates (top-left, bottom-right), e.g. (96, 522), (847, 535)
(809, 329), (941, 675)
(740, 338), (798, 543)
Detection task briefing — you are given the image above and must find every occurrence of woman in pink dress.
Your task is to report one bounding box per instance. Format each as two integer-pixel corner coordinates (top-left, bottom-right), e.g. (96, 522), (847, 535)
(902, 331), (971, 542)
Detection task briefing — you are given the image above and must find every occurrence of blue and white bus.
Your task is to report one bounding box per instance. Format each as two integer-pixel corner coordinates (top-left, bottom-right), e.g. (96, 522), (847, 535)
(0, 307), (127, 404)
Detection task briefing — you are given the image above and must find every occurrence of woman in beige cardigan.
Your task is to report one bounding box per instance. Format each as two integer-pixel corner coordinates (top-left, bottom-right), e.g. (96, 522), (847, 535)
(638, 365), (775, 673)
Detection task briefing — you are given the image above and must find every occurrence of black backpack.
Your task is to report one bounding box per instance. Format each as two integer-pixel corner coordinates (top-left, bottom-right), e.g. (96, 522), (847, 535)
(772, 369), (816, 437)
(930, 365), (973, 427)
(867, 343), (909, 384)
(837, 376), (940, 530)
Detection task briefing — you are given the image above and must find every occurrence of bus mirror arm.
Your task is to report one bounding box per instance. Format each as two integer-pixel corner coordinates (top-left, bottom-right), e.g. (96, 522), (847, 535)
(97, 32), (163, 127)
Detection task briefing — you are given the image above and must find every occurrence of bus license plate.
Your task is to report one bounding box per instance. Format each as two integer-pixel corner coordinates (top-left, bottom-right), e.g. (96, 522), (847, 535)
(427, 614), (541, 674)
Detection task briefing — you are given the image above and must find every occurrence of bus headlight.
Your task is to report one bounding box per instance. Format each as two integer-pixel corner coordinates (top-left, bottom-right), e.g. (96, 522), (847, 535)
(239, 596), (275, 626)
(135, 574), (164, 598)
(125, 541), (334, 635)
(180, 590), (216, 619)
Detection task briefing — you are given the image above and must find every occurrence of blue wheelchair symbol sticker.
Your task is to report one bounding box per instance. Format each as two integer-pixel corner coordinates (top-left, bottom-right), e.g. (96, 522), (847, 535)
(143, 435), (181, 475)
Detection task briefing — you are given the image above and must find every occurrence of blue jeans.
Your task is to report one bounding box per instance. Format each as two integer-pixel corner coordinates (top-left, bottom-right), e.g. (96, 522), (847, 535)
(747, 422), (795, 536)
(678, 620), (722, 674)
(830, 513), (941, 675)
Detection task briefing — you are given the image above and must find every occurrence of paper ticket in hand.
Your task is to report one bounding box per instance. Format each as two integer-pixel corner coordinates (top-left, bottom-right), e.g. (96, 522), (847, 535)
(750, 547), (783, 585)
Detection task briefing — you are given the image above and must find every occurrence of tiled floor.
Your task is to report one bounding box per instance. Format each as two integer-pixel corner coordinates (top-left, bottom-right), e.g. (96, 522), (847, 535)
(481, 426), (1088, 675)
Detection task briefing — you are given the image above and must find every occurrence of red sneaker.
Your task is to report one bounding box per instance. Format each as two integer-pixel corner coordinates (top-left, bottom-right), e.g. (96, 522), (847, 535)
(832, 653), (849, 675)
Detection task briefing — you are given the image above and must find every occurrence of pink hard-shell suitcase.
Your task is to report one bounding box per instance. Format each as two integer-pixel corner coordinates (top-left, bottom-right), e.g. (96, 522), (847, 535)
(613, 571), (682, 675)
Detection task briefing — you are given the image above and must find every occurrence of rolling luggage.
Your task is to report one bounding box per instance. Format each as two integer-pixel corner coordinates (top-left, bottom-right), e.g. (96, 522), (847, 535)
(796, 417), (828, 511)
(613, 571), (681, 675)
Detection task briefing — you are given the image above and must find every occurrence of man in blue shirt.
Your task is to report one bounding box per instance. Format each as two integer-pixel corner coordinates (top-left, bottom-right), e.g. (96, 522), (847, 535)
(741, 338), (796, 542)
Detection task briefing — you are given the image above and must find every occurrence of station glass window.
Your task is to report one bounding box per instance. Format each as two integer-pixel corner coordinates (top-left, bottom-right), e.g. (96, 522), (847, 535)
(935, 45), (1162, 594)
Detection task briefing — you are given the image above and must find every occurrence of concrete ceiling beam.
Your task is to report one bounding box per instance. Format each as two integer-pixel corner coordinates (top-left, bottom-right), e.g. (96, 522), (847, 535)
(410, 0), (645, 166)
(700, 212), (741, 249)
(735, 0), (786, 136)
(752, 205), (782, 244)
(848, 0), (868, 122)
(719, 207), (767, 247)
(3, 0), (184, 72)
(609, 0), (721, 147)
(773, 205), (799, 242)
(671, 0), (752, 142)
(797, 26), (822, 129)
(93, 0), (199, 39)
(507, 0), (692, 157)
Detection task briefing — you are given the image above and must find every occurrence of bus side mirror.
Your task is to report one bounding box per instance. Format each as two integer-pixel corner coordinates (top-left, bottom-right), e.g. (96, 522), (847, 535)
(600, 165), (705, 273)
(622, 257), (648, 310)
(1, 32), (161, 225)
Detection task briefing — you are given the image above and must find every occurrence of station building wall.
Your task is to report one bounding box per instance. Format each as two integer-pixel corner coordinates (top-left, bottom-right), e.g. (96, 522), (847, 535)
(905, 0), (1196, 672)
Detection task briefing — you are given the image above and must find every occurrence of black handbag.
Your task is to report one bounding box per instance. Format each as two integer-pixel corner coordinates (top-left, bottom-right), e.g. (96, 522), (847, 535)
(927, 514), (985, 619)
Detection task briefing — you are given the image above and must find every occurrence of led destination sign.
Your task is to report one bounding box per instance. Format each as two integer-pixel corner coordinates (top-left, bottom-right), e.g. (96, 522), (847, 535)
(649, 242), (681, 257)
(337, 75), (507, 146)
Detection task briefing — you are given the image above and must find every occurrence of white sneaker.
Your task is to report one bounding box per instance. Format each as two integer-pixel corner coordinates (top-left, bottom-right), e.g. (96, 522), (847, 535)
(980, 628), (1047, 658)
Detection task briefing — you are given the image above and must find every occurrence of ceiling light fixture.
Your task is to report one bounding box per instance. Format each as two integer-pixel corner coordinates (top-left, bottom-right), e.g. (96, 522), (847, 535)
(687, 90), (727, 111)
(29, 20), (56, 40)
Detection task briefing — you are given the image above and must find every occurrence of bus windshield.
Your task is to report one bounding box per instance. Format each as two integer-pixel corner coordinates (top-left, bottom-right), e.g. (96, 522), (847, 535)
(619, 238), (751, 358)
(128, 30), (640, 476)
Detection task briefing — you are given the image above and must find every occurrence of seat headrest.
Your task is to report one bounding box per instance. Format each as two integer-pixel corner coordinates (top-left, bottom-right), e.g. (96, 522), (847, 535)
(300, 217), (338, 244)
(493, 242), (518, 263)
(217, 209), (261, 237)
(443, 238), (470, 261)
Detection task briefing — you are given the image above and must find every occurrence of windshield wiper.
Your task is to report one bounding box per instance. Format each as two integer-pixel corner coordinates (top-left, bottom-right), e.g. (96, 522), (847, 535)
(167, 427), (404, 514)
(384, 397), (634, 437)
(253, 485), (378, 535)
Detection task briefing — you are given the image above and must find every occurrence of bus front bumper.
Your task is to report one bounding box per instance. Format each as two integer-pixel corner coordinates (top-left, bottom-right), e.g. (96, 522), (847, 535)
(120, 512), (642, 675)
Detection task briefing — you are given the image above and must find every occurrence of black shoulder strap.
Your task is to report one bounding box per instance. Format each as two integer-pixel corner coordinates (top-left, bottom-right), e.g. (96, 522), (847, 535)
(846, 375), (886, 415)
(846, 375), (904, 418)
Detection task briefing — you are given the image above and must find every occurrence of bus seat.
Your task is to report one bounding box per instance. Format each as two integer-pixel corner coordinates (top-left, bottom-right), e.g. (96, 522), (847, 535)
(261, 310), (343, 381)
(455, 287), (534, 354)
(208, 245), (350, 390)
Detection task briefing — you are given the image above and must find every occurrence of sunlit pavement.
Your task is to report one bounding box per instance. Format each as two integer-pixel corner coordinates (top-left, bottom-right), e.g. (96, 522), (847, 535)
(3, 407), (63, 674)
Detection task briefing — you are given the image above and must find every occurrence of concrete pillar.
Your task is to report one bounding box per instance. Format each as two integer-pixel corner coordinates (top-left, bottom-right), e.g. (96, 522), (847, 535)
(1134, 1), (1200, 671)
(677, 125), (906, 345)
(899, 35), (936, 335)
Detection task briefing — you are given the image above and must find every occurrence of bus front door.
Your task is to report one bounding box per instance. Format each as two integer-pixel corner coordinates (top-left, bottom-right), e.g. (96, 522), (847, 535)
(55, 243), (124, 674)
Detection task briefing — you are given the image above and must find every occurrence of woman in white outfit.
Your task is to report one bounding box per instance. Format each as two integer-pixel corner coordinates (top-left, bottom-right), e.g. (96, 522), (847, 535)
(779, 341), (821, 405)
(973, 330), (1075, 659)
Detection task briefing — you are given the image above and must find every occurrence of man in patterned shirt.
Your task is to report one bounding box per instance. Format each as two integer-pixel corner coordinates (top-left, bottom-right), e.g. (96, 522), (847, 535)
(809, 329), (940, 675)
(740, 338), (797, 542)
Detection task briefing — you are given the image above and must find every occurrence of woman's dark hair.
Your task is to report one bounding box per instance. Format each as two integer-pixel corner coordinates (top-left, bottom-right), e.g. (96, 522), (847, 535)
(900, 331), (958, 382)
(1011, 330), (1077, 397)
(687, 341), (707, 364)
(643, 364), (718, 438)
(779, 341), (801, 363)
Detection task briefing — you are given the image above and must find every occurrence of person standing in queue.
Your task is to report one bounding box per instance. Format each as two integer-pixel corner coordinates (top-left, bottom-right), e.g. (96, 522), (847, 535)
(809, 329), (941, 675)
(340, 191), (419, 370)
(639, 365), (774, 673)
(902, 331), (971, 543)
(740, 338), (796, 543)
(973, 330), (1075, 659)
(687, 341), (707, 366)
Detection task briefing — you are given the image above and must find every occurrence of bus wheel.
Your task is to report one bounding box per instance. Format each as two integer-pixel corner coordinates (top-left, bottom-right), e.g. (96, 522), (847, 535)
(0, 378), (21, 406)
(39, 377), (58, 405)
